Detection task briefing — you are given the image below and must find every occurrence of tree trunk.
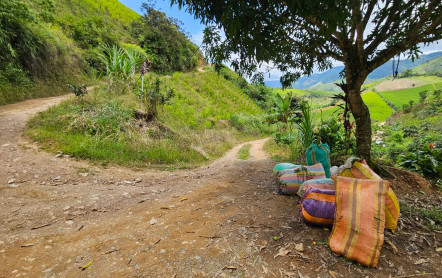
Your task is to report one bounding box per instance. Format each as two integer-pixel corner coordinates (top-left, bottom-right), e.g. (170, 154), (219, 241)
(345, 55), (372, 161)
(347, 84), (372, 160)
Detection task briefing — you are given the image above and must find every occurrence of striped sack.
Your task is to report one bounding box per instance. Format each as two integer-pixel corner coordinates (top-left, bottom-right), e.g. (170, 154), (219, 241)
(300, 188), (335, 226)
(298, 178), (335, 198)
(276, 163), (326, 195)
(337, 160), (400, 233)
(385, 188), (400, 233)
(273, 163), (300, 176)
(338, 160), (381, 180)
(329, 177), (390, 268)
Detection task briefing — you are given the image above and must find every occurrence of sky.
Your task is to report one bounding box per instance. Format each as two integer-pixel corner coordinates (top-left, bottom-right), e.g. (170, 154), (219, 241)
(120, 0), (441, 81)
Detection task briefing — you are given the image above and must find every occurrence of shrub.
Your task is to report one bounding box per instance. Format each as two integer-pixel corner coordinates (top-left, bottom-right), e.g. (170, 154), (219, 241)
(398, 144), (441, 180)
(315, 117), (356, 154)
(131, 4), (201, 73)
(403, 125), (418, 138)
(419, 90), (428, 104)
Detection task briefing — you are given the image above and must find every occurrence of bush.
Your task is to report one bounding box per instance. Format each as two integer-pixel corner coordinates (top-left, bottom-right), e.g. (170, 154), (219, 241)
(403, 125), (418, 138)
(315, 117), (356, 154)
(402, 103), (411, 113)
(131, 4), (201, 73)
(398, 144), (441, 180)
(419, 90), (428, 104)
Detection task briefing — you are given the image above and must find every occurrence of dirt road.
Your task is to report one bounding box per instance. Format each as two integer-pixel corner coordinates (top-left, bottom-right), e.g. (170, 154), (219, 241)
(0, 96), (440, 277)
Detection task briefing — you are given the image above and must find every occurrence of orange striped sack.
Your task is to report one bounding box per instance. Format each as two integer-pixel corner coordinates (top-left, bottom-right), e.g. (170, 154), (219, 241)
(329, 177), (390, 268)
(338, 160), (381, 180)
(337, 160), (400, 233)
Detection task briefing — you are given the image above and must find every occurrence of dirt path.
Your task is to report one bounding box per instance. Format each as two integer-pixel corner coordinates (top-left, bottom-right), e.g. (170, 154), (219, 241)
(0, 96), (441, 277)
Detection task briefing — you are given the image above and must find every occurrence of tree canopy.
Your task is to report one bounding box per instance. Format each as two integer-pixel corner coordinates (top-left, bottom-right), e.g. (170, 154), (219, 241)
(131, 3), (203, 73)
(172, 0), (442, 159)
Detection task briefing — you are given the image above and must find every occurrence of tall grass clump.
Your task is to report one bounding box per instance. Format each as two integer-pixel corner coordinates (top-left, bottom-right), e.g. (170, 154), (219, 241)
(296, 102), (315, 150)
(102, 44), (145, 96)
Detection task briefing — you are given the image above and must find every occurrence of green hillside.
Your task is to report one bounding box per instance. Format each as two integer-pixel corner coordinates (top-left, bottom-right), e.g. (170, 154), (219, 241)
(272, 88), (335, 109)
(26, 66), (268, 168)
(380, 82), (442, 108)
(407, 56), (442, 76)
(0, 0), (140, 105)
(1, 0), (202, 105)
(361, 92), (394, 122)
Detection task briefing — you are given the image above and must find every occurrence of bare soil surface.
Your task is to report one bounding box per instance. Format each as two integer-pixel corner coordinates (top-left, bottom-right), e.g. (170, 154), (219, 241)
(0, 96), (441, 278)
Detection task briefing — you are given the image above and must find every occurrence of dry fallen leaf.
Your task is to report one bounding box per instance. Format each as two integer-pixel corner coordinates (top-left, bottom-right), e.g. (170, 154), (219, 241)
(329, 270), (337, 278)
(282, 270), (296, 277)
(180, 197), (188, 202)
(262, 265), (268, 274)
(414, 258), (429, 265)
(295, 243), (304, 252)
(274, 247), (291, 258)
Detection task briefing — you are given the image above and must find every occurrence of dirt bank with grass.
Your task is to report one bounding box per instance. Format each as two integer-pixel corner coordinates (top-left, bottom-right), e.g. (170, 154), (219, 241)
(0, 96), (441, 277)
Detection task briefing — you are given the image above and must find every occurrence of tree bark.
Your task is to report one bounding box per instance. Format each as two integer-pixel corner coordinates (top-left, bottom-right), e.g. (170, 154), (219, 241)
(345, 55), (371, 160)
(347, 84), (372, 160)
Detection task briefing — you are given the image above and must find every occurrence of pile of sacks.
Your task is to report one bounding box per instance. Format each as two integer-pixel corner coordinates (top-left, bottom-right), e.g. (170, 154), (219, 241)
(274, 146), (400, 268)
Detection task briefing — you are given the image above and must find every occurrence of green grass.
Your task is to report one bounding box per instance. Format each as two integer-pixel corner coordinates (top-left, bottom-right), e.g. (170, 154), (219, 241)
(263, 139), (301, 162)
(25, 69), (267, 168)
(237, 144), (252, 160)
(361, 91), (394, 122)
(162, 70), (262, 130)
(380, 82), (442, 108)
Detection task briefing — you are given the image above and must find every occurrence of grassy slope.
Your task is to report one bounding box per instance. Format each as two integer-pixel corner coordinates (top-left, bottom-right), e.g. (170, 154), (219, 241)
(315, 92), (393, 123)
(26, 68), (265, 168)
(0, 0), (139, 105)
(53, 0), (139, 39)
(369, 76), (442, 92)
(361, 92), (394, 122)
(163, 70), (260, 129)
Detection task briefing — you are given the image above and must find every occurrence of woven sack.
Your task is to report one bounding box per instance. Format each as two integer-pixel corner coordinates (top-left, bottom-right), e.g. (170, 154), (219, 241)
(329, 177), (390, 267)
(306, 143), (331, 178)
(300, 188), (335, 226)
(276, 163), (326, 195)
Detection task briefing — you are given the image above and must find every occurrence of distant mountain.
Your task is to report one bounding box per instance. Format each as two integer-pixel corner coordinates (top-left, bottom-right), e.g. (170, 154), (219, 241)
(265, 52), (442, 89)
(410, 56), (442, 75)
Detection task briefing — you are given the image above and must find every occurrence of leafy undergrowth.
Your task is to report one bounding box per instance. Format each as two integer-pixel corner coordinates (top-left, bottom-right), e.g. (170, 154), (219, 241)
(26, 70), (271, 169)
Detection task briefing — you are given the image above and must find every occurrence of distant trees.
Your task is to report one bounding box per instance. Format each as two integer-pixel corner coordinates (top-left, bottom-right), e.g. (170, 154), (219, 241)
(131, 3), (203, 73)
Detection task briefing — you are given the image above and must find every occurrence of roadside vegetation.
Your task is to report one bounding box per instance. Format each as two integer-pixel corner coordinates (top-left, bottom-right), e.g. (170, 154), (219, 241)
(266, 75), (441, 189)
(26, 65), (271, 168)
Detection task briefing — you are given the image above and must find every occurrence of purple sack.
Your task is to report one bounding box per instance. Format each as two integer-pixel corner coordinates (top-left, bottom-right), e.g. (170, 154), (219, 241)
(300, 188), (335, 226)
